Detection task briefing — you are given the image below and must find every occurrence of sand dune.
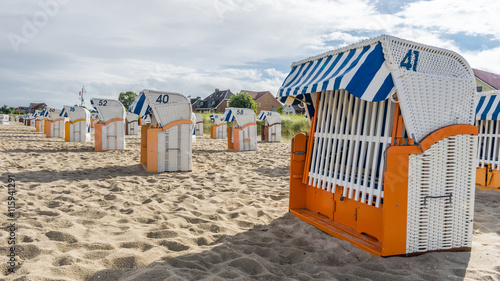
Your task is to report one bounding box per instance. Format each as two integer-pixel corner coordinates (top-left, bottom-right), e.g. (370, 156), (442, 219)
(0, 122), (499, 281)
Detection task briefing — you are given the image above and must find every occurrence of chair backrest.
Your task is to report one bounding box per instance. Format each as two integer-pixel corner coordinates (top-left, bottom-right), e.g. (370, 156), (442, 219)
(257, 111), (281, 125)
(90, 99), (126, 123)
(63, 106), (90, 122)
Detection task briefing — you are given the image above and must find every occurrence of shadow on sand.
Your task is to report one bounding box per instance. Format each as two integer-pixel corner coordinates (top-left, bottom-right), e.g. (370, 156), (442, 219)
(87, 213), (472, 281)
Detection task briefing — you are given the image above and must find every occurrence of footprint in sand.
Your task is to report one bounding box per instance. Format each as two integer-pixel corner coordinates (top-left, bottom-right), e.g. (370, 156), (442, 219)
(146, 230), (178, 239)
(45, 231), (78, 243)
(159, 240), (190, 252)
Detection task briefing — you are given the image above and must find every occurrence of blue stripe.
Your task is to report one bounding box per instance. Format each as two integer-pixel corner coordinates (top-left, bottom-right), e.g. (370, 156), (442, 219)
(132, 94), (146, 116)
(333, 45), (371, 90)
(321, 49), (357, 91)
(492, 100), (500, 120)
(345, 43), (385, 99)
(372, 74), (395, 102)
(476, 96), (486, 115)
(302, 56), (333, 94)
(282, 65), (305, 96)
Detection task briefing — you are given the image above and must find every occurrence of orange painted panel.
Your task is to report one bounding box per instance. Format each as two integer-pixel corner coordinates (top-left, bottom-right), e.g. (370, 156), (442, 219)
(146, 127), (161, 173)
(94, 123), (103, 151)
(64, 122), (70, 142)
(289, 133), (308, 210)
(476, 167), (487, 186)
(227, 127), (233, 150)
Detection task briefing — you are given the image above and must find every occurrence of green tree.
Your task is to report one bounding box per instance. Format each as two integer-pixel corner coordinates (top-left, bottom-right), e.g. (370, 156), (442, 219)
(118, 91), (138, 109)
(0, 105), (12, 114)
(276, 106), (284, 114)
(228, 92), (257, 112)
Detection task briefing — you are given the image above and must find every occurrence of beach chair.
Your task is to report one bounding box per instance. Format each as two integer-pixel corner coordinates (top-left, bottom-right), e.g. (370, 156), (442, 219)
(125, 112), (139, 135)
(194, 113), (204, 136)
(91, 98), (126, 151)
(62, 106), (91, 142)
(35, 109), (48, 132)
(210, 114), (227, 139)
(278, 35), (477, 257)
(222, 108), (257, 151)
(0, 114), (9, 125)
(129, 89), (193, 172)
(475, 90), (500, 189)
(45, 108), (66, 138)
(258, 111), (281, 142)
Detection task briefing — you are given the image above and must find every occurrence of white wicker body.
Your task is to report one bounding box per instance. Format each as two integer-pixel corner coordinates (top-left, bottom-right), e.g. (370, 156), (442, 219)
(407, 135), (476, 254)
(195, 113), (203, 136)
(51, 118), (67, 138)
(64, 106), (91, 142)
(126, 112), (139, 135)
(158, 122), (193, 172)
(223, 108), (257, 151)
(91, 99), (126, 151)
(233, 121), (257, 151)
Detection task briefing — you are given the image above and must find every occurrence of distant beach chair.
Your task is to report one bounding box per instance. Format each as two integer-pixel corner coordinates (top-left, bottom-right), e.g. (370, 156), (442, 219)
(26, 112), (37, 127)
(125, 112), (139, 135)
(129, 89), (193, 172)
(279, 35), (477, 256)
(63, 106), (91, 142)
(475, 90), (500, 189)
(35, 109), (48, 132)
(194, 113), (203, 136)
(222, 108), (257, 151)
(209, 114), (227, 139)
(257, 111), (281, 142)
(45, 108), (66, 138)
(0, 114), (9, 125)
(91, 98), (126, 151)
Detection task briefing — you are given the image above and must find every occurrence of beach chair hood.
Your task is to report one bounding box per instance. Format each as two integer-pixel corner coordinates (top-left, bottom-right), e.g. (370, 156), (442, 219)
(258, 111), (281, 126)
(221, 108), (256, 127)
(210, 114), (226, 126)
(47, 107), (62, 120)
(129, 89), (192, 127)
(90, 99), (126, 123)
(63, 106), (90, 122)
(277, 34), (476, 142)
(126, 112), (139, 122)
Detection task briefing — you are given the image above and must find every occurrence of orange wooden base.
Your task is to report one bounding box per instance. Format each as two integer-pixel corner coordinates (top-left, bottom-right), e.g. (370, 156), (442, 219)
(476, 166), (500, 190)
(289, 125), (478, 257)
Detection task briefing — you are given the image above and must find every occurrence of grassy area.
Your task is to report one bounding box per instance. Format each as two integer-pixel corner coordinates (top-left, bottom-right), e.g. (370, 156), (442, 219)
(200, 112), (310, 142)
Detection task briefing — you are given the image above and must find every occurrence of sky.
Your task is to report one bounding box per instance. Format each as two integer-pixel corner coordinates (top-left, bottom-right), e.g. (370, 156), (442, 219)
(1, 0), (499, 109)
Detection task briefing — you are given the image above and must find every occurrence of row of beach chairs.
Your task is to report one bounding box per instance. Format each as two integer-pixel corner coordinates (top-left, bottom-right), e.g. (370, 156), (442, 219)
(9, 34), (497, 258)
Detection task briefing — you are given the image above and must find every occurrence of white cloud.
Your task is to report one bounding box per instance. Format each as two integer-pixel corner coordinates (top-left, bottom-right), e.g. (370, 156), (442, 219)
(1, 0), (500, 108)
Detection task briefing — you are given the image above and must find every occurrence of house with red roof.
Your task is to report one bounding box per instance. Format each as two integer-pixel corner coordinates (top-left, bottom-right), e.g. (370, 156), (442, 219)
(473, 68), (500, 92)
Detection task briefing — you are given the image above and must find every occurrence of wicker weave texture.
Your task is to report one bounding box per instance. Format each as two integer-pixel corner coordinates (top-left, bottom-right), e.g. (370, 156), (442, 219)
(382, 37), (476, 142)
(406, 135), (476, 253)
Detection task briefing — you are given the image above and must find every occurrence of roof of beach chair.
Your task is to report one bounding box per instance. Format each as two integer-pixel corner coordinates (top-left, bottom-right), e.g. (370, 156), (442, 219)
(257, 111), (281, 125)
(90, 98), (126, 123)
(221, 108), (256, 127)
(210, 114), (225, 125)
(277, 34), (476, 142)
(126, 112), (139, 121)
(46, 107), (62, 120)
(63, 106), (90, 122)
(129, 89), (192, 127)
(476, 90), (500, 121)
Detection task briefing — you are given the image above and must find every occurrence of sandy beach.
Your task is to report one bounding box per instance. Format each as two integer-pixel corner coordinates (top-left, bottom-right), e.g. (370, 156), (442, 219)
(0, 121), (499, 281)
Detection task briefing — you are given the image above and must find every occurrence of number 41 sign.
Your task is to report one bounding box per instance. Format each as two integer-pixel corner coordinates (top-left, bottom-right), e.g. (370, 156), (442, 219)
(400, 49), (419, 72)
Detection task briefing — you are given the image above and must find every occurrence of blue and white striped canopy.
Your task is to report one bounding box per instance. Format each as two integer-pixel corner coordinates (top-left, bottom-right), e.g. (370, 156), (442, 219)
(476, 94), (500, 120)
(277, 42), (394, 106)
(129, 93), (152, 117)
(221, 109), (235, 122)
(257, 112), (267, 121)
(40, 109), (48, 117)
